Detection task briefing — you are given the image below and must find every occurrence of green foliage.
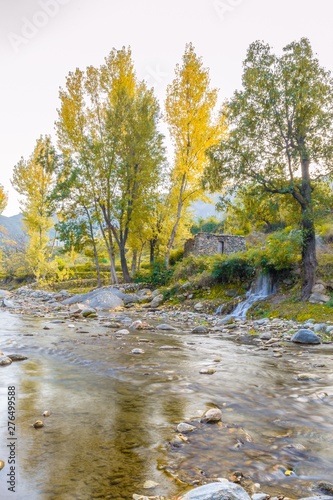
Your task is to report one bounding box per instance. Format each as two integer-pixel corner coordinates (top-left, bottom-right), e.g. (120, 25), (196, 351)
(169, 248), (184, 266)
(134, 260), (173, 286)
(212, 255), (255, 284)
(172, 254), (217, 282)
(257, 228), (302, 272)
(190, 216), (224, 235)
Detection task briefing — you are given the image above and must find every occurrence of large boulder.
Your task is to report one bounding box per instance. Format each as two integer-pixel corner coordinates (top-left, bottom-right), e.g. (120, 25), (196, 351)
(62, 287), (124, 310)
(180, 481), (251, 500)
(309, 293), (330, 304)
(291, 329), (321, 345)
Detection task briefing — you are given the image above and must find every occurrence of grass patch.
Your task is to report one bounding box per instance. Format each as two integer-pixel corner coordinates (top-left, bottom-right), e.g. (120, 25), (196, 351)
(250, 296), (333, 323)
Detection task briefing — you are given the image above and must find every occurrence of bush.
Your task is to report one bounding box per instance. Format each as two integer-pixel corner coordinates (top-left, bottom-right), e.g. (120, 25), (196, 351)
(169, 248), (184, 266)
(212, 256), (255, 284)
(134, 260), (173, 286)
(172, 255), (217, 282)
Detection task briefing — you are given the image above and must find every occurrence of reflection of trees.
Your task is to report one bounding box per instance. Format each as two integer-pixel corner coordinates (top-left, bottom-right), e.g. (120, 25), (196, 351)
(14, 331), (193, 499)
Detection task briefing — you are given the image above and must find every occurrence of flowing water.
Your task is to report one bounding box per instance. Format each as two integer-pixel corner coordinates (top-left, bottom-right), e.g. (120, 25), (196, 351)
(1, 309), (333, 500)
(216, 273), (276, 318)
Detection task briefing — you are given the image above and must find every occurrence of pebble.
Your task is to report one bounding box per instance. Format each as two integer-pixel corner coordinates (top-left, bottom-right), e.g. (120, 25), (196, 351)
(143, 480), (159, 489)
(0, 356), (13, 366)
(156, 324), (177, 331)
(116, 329), (130, 335)
(199, 368), (216, 374)
(131, 348), (145, 355)
(202, 408), (222, 423)
(177, 422), (196, 433)
(33, 420), (44, 428)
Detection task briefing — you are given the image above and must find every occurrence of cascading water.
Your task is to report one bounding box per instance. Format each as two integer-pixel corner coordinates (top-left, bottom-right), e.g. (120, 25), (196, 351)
(216, 272), (276, 319)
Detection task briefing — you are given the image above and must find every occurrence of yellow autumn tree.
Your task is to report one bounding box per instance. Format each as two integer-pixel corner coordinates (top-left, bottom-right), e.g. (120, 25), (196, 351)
(12, 136), (57, 281)
(164, 43), (227, 266)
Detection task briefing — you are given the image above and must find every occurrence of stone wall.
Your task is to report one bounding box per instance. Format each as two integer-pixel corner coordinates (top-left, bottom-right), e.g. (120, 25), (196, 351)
(184, 233), (246, 257)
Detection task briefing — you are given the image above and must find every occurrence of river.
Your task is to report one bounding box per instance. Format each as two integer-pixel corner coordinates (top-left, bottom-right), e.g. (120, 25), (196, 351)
(0, 309), (333, 499)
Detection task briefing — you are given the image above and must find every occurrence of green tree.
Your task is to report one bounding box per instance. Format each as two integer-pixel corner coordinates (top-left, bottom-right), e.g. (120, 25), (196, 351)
(56, 47), (165, 283)
(164, 43), (226, 267)
(12, 136), (57, 280)
(205, 38), (333, 300)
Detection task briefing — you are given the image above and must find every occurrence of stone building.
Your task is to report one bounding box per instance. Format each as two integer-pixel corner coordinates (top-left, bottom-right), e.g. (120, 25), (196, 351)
(184, 233), (246, 257)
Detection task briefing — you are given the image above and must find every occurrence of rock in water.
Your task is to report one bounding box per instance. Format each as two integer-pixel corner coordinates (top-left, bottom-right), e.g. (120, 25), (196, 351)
(177, 422), (196, 433)
(0, 356), (12, 366)
(180, 481), (251, 499)
(33, 420), (44, 428)
(291, 329), (321, 344)
(192, 326), (209, 334)
(201, 408), (222, 423)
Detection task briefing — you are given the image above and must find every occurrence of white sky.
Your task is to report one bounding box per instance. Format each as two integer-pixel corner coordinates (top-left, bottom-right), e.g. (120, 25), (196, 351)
(1, 0), (333, 215)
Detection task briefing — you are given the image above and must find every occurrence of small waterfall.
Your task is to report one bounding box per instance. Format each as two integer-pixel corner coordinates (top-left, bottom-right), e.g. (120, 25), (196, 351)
(216, 272), (276, 319)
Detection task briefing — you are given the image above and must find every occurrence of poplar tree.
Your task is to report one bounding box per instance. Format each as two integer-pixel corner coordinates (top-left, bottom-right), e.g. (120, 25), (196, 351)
(12, 136), (57, 280)
(164, 43), (226, 266)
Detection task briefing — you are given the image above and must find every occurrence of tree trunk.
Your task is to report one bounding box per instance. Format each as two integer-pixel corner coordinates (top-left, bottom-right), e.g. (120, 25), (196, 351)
(300, 207), (317, 301)
(131, 251), (138, 277)
(120, 242), (131, 283)
(300, 158), (317, 301)
(165, 174), (186, 268)
(150, 239), (156, 265)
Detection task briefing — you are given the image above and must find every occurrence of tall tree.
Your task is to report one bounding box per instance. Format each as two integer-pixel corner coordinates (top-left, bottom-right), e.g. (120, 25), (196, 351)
(12, 136), (57, 280)
(205, 38), (333, 300)
(56, 47), (165, 283)
(164, 43), (226, 266)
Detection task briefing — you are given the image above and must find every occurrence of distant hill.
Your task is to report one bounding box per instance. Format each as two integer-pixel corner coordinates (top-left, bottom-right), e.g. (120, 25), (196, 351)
(0, 214), (26, 244)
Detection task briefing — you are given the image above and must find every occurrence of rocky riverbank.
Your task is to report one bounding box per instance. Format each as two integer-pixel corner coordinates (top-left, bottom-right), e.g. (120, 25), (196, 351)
(1, 285), (333, 500)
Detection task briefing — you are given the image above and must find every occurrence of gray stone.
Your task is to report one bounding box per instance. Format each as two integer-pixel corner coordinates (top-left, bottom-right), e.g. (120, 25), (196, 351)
(3, 298), (17, 308)
(309, 293), (330, 304)
(194, 302), (204, 311)
(216, 317), (233, 326)
(192, 325), (209, 334)
(291, 329), (321, 344)
(253, 318), (270, 325)
(63, 287), (124, 310)
(81, 307), (97, 317)
(131, 348), (145, 354)
(0, 356), (13, 366)
(7, 354), (28, 362)
(252, 495), (269, 500)
(177, 422), (196, 433)
(156, 324), (177, 331)
(313, 323), (327, 332)
(123, 294), (140, 305)
(151, 289), (161, 298)
(259, 332), (272, 340)
(150, 294), (164, 308)
(201, 408), (222, 423)
(180, 481), (251, 500)
(312, 283), (326, 293)
(116, 329), (130, 335)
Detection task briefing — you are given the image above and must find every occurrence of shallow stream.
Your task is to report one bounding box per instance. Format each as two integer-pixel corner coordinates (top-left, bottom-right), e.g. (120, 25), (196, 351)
(1, 310), (333, 499)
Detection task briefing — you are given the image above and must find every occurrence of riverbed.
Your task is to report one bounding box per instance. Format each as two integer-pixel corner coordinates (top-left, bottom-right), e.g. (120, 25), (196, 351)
(1, 309), (333, 500)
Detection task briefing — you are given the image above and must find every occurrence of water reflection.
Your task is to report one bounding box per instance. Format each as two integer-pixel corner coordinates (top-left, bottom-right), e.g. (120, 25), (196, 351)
(0, 311), (333, 499)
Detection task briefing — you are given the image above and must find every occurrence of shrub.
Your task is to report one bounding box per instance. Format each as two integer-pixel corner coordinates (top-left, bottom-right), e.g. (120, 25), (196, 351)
(212, 256), (255, 284)
(169, 248), (184, 266)
(134, 260), (173, 286)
